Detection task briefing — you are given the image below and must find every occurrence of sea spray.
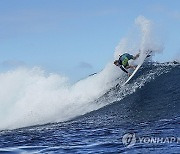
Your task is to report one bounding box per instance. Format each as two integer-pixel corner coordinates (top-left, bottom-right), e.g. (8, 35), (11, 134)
(114, 15), (164, 61)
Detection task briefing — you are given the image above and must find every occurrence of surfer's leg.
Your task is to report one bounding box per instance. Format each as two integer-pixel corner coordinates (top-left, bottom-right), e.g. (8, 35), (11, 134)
(125, 66), (130, 69)
(126, 65), (136, 70)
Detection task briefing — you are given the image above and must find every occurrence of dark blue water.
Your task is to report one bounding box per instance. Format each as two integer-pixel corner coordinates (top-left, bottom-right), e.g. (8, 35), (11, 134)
(0, 63), (180, 153)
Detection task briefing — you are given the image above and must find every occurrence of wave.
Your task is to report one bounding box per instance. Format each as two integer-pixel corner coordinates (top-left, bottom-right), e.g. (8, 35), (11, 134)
(0, 62), (179, 130)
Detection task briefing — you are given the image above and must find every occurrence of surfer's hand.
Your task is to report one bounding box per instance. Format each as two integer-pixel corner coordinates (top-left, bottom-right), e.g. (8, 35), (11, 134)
(128, 73), (132, 77)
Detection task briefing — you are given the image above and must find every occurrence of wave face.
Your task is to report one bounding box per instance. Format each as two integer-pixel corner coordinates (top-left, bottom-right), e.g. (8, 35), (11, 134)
(93, 62), (180, 120)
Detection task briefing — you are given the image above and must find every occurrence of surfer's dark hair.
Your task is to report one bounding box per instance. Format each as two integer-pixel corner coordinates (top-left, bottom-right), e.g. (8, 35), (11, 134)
(114, 60), (119, 65)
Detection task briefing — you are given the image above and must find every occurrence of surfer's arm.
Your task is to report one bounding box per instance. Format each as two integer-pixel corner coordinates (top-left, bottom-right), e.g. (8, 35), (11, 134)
(133, 53), (140, 60)
(119, 66), (128, 74)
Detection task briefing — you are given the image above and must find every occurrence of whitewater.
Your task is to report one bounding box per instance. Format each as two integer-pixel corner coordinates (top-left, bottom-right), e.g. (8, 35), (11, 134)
(0, 16), (164, 130)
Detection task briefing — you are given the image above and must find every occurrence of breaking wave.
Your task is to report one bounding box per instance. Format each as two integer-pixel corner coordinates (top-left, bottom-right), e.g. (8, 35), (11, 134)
(0, 15), (169, 130)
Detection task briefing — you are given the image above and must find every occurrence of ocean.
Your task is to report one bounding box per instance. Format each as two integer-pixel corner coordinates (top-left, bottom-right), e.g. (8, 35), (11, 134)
(0, 62), (180, 153)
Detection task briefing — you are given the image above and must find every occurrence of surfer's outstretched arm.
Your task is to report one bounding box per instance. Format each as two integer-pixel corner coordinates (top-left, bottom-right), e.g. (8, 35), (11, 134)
(133, 53), (140, 60)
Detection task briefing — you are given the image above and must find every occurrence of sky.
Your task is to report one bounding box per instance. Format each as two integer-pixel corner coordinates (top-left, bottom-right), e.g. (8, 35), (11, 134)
(0, 0), (180, 81)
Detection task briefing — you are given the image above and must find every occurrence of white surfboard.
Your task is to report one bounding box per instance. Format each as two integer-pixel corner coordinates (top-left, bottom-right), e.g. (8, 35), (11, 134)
(122, 51), (151, 86)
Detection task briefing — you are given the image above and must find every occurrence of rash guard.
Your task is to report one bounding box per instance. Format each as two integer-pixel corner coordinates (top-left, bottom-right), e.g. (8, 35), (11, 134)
(118, 54), (131, 74)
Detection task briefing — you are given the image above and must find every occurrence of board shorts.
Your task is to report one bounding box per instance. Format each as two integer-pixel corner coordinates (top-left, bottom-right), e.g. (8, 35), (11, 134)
(120, 53), (134, 67)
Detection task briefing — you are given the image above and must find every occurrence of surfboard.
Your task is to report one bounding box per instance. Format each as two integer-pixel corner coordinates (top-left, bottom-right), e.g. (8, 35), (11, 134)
(122, 51), (152, 86)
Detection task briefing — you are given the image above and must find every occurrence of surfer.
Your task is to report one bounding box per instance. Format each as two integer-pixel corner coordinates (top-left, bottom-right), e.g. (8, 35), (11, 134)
(114, 53), (140, 76)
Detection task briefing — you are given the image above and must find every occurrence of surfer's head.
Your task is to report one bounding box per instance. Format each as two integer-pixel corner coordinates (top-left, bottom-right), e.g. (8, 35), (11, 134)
(114, 60), (119, 66)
